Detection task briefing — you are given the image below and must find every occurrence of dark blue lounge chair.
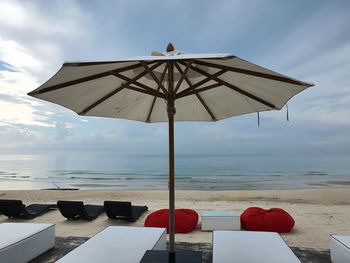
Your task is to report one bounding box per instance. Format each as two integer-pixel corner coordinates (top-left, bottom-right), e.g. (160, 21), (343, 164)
(104, 201), (148, 222)
(0, 199), (57, 219)
(57, 200), (105, 221)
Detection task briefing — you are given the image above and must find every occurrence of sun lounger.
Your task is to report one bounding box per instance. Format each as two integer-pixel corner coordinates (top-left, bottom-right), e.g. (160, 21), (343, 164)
(57, 200), (105, 221)
(0, 199), (57, 219)
(330, 235), (350, 263)
(104, 201), (148, 222)
(0, 223), (55, 263)
(56, 226), (166, 263)
(213, 231), (301, 263)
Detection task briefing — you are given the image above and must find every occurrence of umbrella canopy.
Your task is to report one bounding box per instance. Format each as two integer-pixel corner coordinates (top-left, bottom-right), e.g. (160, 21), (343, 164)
(28, 43), (314, 254)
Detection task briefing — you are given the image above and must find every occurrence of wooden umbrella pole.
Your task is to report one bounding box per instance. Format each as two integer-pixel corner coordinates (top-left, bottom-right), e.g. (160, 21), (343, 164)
(167, 57), (176, 256)
(167, 100), (175, 254)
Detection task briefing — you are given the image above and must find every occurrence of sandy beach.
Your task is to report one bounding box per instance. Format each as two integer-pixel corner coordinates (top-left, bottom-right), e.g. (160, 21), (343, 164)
(0, 187), (349, 250)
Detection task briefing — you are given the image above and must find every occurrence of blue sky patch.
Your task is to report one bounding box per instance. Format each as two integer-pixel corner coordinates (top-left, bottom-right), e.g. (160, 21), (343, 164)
(0, 61), (17, 72)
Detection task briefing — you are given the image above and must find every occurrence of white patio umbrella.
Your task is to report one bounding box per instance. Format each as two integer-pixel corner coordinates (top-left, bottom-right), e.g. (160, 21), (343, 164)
(28, 43), (313, 255)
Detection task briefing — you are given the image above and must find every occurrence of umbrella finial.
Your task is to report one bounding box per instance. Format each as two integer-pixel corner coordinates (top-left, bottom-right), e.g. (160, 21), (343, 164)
(167, 43), (174, 52)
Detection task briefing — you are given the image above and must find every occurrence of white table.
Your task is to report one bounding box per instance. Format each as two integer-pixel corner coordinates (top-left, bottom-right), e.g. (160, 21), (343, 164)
(213, 231), (301, 263)
(201, 211), (240, 231)
(57, 226), (166, 263)
(0, 223), (55, 263)
(331, 235), (350, 263)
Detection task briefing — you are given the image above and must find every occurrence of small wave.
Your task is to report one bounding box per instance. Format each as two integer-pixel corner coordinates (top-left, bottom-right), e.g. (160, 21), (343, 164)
(53, 170), (125, 175)
(68, 176), (116, 180)
(54, 170), (140, 176)
(303, 171), (329, 176)
(122, 177), (167, 181)
(326, 180), (350, 185)
(0, 175), (29, 179)
(269, 174), (283, 177)
(71, 183), (126, 188)
(0, 171), (18, 175)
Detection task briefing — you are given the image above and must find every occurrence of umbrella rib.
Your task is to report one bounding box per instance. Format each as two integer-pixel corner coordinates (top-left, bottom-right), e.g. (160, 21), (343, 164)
(78, 86), (125, 115)
(174, 62), (217, 121)
(195, 93), (217, 121)
(122, 84), (166, 98)
(176, 83), (222, 98)
(192, 59), (307, 86)
(111, 72), (166, 97)
(180, 61), (276, 109)
(146, 65), (168, 122)
(29, 61), (153, 95)
(78, 63), (163, 115)
(140, 61), (168, 95)
(172, 61), (192, 95)
(175, 69), (226, 98)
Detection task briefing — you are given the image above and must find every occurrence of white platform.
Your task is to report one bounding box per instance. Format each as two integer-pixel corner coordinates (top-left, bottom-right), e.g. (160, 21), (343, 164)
(57, 226), (166, 263)
(0, 223), (55, 263)
(330, 235), (350, 263)
(213, 230), (301, 263)
(201, 211), (240, 231)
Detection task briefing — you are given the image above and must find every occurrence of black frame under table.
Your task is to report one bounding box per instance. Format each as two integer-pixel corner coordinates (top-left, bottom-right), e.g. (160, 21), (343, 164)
(140, 250), (202, 263)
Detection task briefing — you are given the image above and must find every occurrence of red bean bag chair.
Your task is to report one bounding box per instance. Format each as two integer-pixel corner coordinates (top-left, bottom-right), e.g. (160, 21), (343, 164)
(144, 208), (198, 233)
(240, 207), (295, 233)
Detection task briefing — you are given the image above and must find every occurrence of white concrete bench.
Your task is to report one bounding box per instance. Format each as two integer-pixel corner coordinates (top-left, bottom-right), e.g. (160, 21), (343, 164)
(57, 226), (166, 263)
(0, 223), (55, 263)
(201, 211), (240, 231)
(213, 230), (300, 263)
(330, 235), (350, 263)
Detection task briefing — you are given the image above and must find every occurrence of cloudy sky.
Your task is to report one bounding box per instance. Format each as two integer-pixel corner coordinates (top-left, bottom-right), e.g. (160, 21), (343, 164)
(0, 0), (349, 156)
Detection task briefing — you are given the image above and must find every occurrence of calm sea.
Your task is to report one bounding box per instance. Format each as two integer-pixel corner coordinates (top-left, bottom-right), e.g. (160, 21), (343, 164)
(0, 154), (349, 190)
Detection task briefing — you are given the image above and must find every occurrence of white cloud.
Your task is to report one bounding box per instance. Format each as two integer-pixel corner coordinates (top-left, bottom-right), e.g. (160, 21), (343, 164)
(0, 0), (95, 130)
(0, 100), (52, 127)
(0, 0), (94, 81)
(0, 1), (90, 38)
(54, 122), (73, 140)
(0, 69), (54, 127)
(0, 38), (42, 74)
(0, 69), (38, 96)
(0, 126), (45, 149)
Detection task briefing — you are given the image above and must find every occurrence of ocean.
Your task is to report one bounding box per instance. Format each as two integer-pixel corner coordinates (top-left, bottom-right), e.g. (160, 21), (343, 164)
(0, 154), (349, 190)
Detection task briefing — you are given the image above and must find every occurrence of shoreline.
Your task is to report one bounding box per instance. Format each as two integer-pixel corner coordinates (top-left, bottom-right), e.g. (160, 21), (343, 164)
(1, 187), (349, 250)
(1, 187), (350, 204)
(1, 175), (350, 191)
